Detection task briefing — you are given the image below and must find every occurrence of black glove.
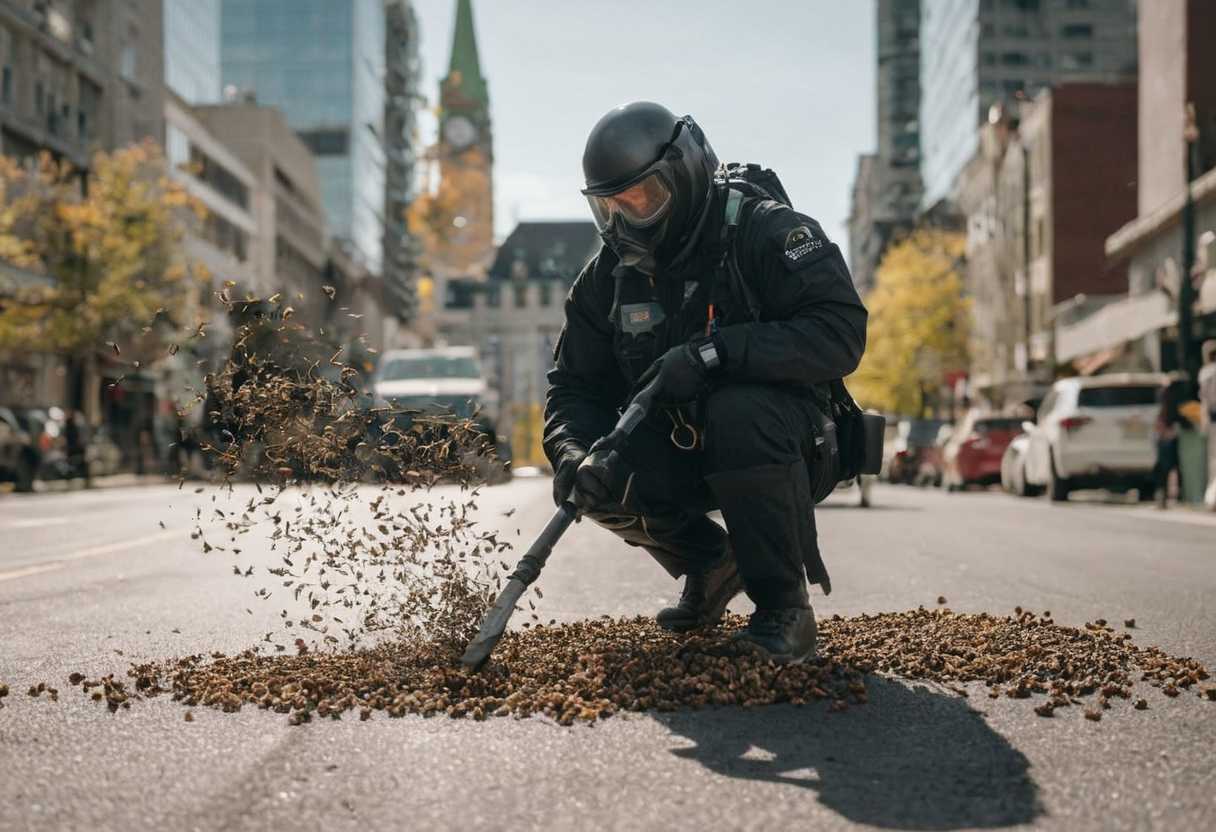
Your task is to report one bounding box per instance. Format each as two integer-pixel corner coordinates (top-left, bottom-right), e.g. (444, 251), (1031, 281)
(570, 444), (634, 514)
(635, 339), (719, 405)
(552, 446), (587, 506)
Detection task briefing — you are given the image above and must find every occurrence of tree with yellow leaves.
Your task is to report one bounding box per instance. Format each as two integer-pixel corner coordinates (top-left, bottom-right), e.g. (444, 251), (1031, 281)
(407, 154), (492, 276)
(849, 228), (970, 416)
(0, 142), (207, 407)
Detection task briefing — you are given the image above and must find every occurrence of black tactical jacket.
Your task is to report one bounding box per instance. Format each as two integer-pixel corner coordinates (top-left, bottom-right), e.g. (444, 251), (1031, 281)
(543, 189), (867, 463)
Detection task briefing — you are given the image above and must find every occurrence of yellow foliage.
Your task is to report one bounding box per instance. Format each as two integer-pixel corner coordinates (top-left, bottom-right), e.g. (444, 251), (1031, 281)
(0, 142), (207, 362)
(850, 229), (970, 416)
(407, 153), (492, 274)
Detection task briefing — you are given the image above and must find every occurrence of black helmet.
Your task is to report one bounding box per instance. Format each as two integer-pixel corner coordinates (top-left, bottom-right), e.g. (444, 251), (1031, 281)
(582, 101), (719, 274)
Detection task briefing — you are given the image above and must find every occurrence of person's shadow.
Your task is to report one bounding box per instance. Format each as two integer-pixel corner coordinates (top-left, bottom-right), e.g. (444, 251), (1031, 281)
(650, 677), (1041, 829)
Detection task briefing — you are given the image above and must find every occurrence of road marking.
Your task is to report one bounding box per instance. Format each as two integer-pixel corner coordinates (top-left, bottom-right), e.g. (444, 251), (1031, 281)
(0, 562), (64, 582)
(1, 516), (76, 529)
(0, 529), (181, 583)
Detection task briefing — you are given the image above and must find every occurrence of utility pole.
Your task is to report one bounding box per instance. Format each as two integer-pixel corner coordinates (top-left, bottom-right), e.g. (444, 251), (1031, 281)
(1180, 103), (1200, 385)
(1022, 139), (1033, 379)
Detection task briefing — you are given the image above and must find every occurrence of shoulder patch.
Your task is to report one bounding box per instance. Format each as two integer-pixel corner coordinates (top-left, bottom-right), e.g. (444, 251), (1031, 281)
(782, 225), (825, 267)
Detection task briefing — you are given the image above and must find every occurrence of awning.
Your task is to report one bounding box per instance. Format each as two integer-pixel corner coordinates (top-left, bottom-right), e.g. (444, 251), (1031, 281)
(1073, 343), (1125, 376)
(1055, 290), (1175, 362)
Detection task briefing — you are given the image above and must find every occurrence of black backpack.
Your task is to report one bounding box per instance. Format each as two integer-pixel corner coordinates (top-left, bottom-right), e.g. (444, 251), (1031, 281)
(711, 163), (881, 482)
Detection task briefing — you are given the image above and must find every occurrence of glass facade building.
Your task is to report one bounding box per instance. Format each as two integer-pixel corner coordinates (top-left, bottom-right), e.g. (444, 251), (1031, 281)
(920, 0), (1137, 208)
(164, 0), (222, 104)
(220, 0), (385, 270)
(920, 0), (981, 207)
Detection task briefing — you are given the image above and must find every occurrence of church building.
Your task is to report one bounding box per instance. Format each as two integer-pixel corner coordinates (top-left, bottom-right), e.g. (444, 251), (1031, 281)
(434, 0), (494, 276)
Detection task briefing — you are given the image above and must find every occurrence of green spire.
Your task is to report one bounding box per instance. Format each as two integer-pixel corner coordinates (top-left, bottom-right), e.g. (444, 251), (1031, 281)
(445, 0), (488, 108)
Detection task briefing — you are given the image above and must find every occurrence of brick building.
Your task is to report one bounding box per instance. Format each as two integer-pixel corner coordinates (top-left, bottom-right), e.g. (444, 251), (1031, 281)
(1056, 0), (1216, 376)
(959, 82), (1138, 406)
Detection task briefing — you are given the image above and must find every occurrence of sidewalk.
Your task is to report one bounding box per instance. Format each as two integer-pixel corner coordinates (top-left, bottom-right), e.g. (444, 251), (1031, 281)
(1123, 500), (1216, 528)
(0, 473), (174, 496)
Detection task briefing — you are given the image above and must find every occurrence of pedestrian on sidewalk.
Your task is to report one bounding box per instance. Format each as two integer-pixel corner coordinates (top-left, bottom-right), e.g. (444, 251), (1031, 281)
(546, 102), (868, 663)
(1152, 378), (1186, 509)
(63, 409), (91, 488)
(1199, 340), (1216, 509)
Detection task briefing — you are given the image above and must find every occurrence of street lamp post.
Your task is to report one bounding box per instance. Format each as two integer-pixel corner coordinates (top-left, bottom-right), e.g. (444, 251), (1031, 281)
(1179, 103), (1201, 385)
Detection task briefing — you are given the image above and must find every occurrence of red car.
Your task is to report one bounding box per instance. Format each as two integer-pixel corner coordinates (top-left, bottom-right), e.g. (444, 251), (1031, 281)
(943, 413), (1025, 490)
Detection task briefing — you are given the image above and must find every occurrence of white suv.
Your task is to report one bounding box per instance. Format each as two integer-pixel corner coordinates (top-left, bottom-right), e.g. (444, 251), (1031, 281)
(1023, 373), (1165, 501)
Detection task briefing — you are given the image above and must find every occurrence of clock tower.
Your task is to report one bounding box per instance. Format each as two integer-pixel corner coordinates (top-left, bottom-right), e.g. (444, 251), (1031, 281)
(436, 0), (494, 275)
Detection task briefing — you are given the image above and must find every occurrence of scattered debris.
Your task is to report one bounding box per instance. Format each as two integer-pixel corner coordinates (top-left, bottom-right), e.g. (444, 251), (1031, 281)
(49, 607), (1202, 727)
(1124, 618), (1136, 628)
(936, 596), (947, 604)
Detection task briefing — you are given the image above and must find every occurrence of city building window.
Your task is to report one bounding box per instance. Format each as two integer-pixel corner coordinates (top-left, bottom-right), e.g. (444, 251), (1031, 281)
(78, 19), (94, 55)
(120, 44), (137, 81)
(1061, 23), (1093, 39)
(274, 166), (298, 196)
(1003, 24), (1029, 38)
(78, 77), (100, 140)
(0, 27), (11, 105)
(1066, 0), (1090, 7)
(1060, 52), (1094, 70)
(982, 52), (997, 66)
(298, 127), (350, 156)
(189, 145), (250, 210)
(166, 124), (189, 168)
(205, 213), (249, 262)
(1002, 52), (1030, 66)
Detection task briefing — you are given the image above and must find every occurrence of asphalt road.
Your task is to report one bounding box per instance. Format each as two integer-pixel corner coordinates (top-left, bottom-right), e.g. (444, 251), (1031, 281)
(1, 477), (1214, 831)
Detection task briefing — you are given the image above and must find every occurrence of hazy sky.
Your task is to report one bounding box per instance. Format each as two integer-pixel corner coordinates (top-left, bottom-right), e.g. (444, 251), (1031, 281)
(409, 0), (877, 250)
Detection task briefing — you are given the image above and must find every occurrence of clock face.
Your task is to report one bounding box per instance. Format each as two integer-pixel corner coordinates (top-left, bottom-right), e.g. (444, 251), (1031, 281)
(444, 115), (477, 150)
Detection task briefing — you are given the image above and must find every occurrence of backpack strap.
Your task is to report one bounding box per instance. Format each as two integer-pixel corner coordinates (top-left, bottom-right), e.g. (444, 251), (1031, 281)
(713, 185), (762, 323)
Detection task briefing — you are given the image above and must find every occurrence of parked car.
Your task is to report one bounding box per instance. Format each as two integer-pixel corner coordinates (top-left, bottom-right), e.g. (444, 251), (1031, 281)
(372, 346), (510, 482)
(886, 418), (950, 485)
(11, 406), (67, 479)
(0, 406), (39, 491)
(943, 412), (1024, 490)
(1000, 433), (1042, 497)
(1023, 373), (1166, 501)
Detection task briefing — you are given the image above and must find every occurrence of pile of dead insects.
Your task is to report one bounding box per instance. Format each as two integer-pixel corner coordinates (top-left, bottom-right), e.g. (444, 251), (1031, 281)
(25, 607), (1205, 727)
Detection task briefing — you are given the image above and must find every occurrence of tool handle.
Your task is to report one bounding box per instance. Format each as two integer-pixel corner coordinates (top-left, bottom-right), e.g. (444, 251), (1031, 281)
(510, 502), (577, 585)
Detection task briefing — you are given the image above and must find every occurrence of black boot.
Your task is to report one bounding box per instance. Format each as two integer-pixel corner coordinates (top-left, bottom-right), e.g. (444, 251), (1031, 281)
(734, 606), (818, 664)
(656, 553), (743, 632)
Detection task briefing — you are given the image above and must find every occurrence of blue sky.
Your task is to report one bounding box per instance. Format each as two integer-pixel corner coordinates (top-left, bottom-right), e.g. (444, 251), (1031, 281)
(410, 0), (877, 251)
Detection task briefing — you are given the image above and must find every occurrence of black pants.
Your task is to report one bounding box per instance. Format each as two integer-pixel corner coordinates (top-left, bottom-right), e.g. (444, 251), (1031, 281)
(1154, 437), (1180, 493)
(581, 383), (836, 610)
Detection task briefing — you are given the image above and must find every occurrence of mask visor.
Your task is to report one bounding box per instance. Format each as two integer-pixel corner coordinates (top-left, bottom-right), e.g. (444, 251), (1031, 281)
(587, 172), (672, 230)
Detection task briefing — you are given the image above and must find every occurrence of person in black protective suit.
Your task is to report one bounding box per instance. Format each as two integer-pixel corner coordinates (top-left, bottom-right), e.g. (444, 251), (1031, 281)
(544, 102), (867, 663)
